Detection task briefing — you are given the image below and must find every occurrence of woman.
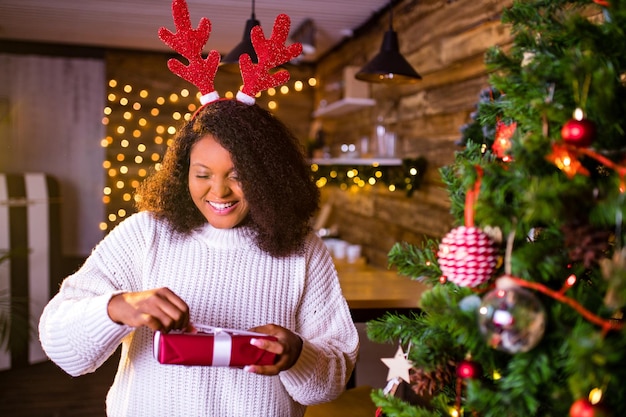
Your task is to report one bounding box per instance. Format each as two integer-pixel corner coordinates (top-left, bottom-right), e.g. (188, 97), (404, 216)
(39, 99), (359, 417)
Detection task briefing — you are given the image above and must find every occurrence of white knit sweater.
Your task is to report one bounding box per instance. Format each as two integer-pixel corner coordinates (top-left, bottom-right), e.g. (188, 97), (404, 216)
(39, 211), (359, 417)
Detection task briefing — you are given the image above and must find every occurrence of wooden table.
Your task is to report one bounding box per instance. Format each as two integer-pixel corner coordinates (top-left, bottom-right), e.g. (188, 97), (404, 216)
(334, 259), (430, 322)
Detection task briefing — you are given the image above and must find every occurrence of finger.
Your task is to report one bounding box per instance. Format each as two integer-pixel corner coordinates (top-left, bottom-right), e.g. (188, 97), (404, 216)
(132, 291), (187, 331)
(140, 312), (169, 332)
(248, 323), (280, 338)
(157, 288), (189, 312)
(154, 288), (190, 330)
(154, 288), (189, 318)
(244, 364), (280, 376)
(250, 337), (284, 355)
(248, 338), (294, 375)
(154, 302), (188, 330)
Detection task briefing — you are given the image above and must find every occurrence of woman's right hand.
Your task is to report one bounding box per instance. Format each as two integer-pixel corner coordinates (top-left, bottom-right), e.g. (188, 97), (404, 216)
(107, 287), (190, 332)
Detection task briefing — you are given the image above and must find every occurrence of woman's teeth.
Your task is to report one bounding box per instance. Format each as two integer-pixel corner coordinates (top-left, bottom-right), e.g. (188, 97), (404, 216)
(209, 201), (235, 210)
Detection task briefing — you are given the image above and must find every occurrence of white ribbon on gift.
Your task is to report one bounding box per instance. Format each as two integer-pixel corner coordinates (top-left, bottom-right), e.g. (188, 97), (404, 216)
(193, 325), (270, 367)
(212, 330), (232, 366)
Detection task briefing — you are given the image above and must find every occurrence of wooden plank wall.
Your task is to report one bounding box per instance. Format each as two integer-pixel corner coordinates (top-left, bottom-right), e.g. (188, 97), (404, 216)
(314, 0), (513, 267)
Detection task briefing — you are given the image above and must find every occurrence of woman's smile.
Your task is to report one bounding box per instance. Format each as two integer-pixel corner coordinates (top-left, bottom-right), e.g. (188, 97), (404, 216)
(208, 200), (238, 213)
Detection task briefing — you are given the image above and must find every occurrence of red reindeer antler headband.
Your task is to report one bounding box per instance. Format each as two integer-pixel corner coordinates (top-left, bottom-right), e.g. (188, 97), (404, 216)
(158, 0), (302, 107)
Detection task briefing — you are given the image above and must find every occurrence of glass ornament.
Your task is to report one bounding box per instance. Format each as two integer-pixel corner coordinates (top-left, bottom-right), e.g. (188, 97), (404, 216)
(478, 284), (546, 353)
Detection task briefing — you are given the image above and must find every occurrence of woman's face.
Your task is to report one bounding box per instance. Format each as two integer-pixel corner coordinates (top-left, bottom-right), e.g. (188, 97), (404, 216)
(188, 134), (250, 229)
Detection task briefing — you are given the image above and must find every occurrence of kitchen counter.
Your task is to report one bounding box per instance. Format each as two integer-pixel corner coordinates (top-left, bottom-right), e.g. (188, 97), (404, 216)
(333, 259), (430, 322)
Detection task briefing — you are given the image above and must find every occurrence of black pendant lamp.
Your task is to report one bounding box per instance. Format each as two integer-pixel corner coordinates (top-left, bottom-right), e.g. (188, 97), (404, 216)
(355, 1), (421, 84)
(222, 0), (260, 66)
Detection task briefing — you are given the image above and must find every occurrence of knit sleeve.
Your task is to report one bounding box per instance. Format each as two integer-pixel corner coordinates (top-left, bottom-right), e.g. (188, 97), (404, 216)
(278, 235), (359, 405)
(38, 212), (155, 376)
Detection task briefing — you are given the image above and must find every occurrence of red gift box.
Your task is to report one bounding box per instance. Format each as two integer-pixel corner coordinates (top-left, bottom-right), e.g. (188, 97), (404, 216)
(153, 326), (277, 367)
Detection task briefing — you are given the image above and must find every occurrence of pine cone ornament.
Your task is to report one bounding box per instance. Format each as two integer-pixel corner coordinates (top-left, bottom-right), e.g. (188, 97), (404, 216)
(437, 226), (498, 287)
(561, 220), (612, 268)
(409, 361), (456, 397)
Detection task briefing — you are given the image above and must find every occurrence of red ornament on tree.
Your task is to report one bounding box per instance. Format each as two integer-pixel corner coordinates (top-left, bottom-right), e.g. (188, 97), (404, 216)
(456, 359), (482, 379)
(569, 398), (611, 417)
(492, 120), (517, 160)
(561, 108), (596, 148)
(437, 226), (498, 287)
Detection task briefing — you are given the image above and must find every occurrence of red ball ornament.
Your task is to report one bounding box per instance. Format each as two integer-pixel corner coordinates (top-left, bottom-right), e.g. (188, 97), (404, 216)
(456, 359), (482, 379)
(561, 117), (596, 148)
(569, 398), (611, 417)
(437, 226), (498, 287)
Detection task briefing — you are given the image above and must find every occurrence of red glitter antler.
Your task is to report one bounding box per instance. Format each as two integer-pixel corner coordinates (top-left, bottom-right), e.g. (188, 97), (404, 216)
(237, 14), (303, 104)
(158, 0), (221, 104)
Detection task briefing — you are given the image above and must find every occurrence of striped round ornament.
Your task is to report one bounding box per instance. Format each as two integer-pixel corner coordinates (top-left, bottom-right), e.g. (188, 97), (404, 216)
(437, 226), (498, 287)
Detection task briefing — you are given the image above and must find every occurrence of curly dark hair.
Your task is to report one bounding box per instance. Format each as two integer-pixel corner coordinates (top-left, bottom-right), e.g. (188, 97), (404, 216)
(136, 100), (320, 257)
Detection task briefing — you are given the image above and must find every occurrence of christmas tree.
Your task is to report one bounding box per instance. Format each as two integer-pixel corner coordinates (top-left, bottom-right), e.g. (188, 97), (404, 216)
(368, 0), (626, 416)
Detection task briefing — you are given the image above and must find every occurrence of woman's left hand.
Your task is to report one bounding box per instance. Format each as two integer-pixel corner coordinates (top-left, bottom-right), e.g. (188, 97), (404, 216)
(245, 324), (303, 376)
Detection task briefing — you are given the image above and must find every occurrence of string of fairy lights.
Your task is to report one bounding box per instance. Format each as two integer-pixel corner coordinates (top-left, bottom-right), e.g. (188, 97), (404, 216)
(310, 156), (428, 197)
(100, 75), (317, 232)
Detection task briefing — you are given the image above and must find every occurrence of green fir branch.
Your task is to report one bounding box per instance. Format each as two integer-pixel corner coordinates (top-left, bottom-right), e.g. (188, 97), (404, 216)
(388, 240), (441, 284)
(371, 389), (451, 417)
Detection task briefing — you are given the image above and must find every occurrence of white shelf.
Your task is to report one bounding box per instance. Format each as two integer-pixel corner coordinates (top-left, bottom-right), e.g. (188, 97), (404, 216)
(312, 98), (376, 118)
(311, 157), (402, 166)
